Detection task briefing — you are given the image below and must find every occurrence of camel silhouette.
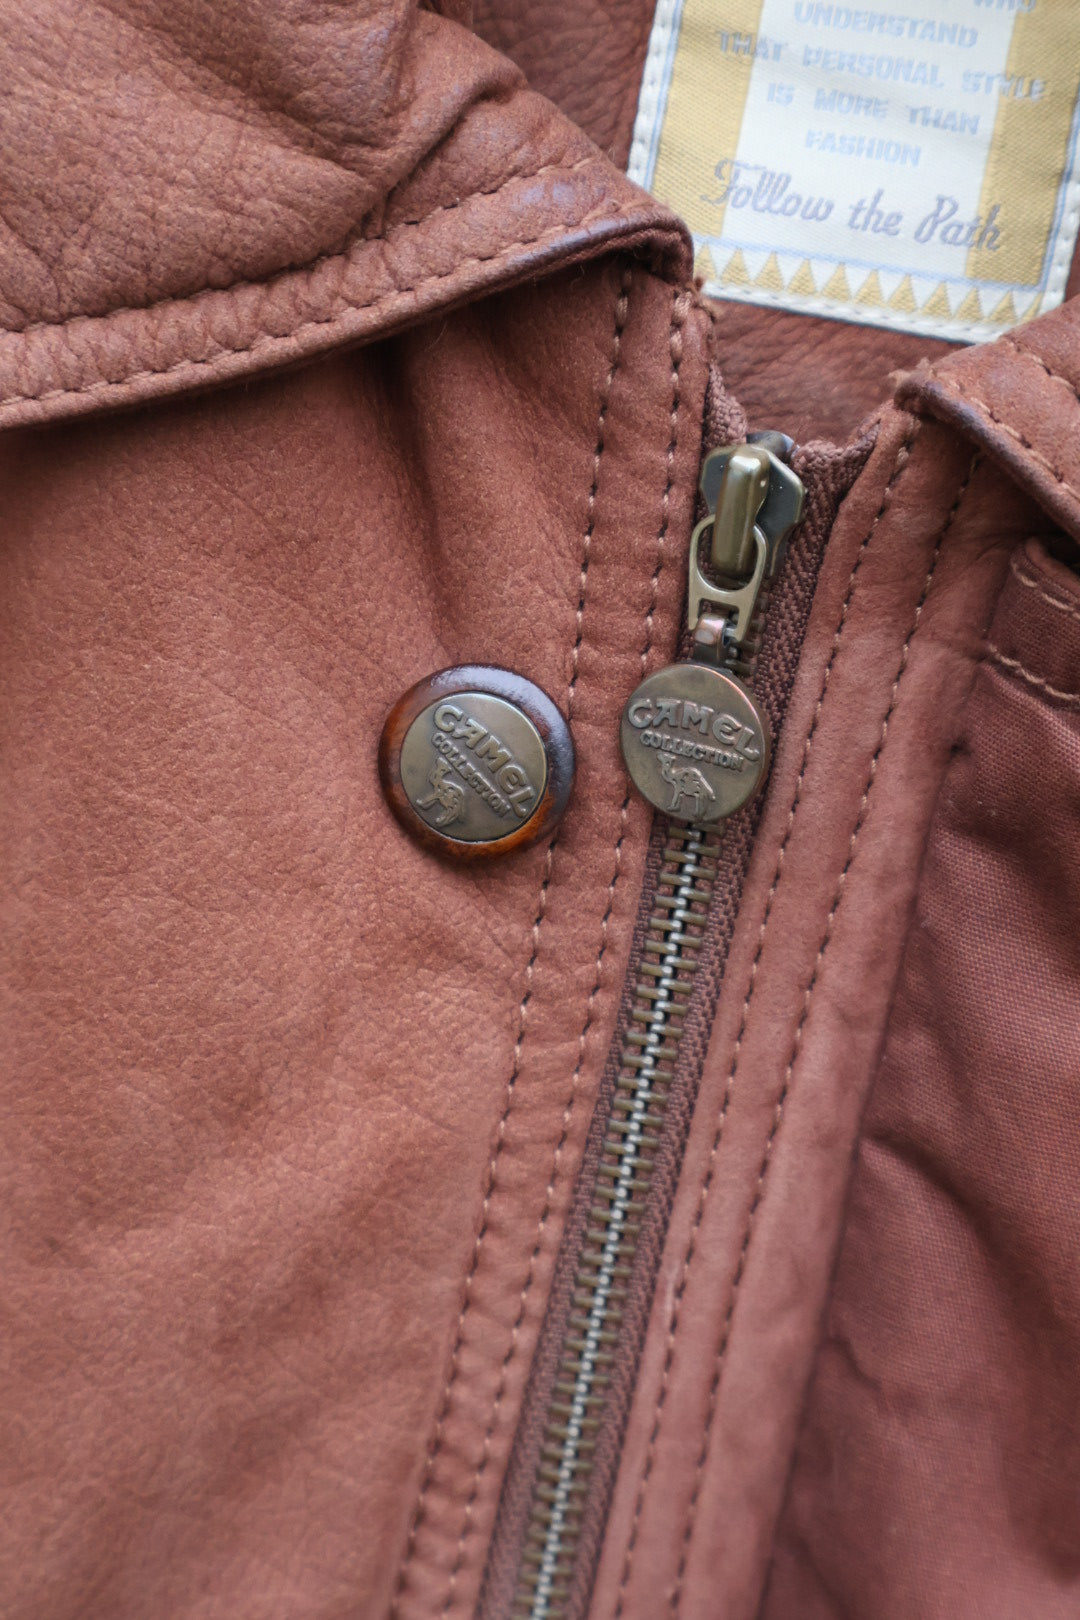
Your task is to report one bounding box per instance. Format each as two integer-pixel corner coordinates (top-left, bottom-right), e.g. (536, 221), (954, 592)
(658, 751), (715, 819)
(415, 756), (466, 827)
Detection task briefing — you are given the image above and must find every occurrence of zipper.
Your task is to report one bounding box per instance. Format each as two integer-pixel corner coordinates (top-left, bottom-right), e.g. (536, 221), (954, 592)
(618, 434), (805, 828)
(498, 434), (806, 1620)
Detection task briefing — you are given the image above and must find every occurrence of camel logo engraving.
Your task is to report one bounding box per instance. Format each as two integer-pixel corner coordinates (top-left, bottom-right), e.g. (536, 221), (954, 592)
(414, 756), (466, 827)
(619, 668), (769, 824)
(658, 752), (716, 819)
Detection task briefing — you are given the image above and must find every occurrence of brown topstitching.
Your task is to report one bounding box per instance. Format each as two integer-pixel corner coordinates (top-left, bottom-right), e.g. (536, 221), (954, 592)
(2, 193), (663, 412)
(1010, 553), (1080, 623)
(10, 155), (603, 344)
(436, 280), (691, 1617)
(611, 415), (926, 1618)
(669, 446), (981, 1614)
(999, 334), (1080, 406)
(985, 646), (1080, 706)
(390, 263), (636, 1617)
(929, 374), (1080, 506)
(436, 264), (638, 1614)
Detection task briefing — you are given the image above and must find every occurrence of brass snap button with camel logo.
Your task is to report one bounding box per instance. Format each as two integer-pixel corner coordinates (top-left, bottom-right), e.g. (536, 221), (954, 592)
(619, 662), (769, 824)
(379, 666), (575, 860)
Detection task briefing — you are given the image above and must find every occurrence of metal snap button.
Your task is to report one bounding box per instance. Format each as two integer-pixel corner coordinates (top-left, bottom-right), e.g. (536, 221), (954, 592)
(379, 666), (575, 860)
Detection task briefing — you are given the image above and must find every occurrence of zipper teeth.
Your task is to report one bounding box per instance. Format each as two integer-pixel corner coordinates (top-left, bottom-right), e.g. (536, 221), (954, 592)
(511, 594), (771, 1619)
(492, 429), (866, 1620)
(511, 819), (722, 1620)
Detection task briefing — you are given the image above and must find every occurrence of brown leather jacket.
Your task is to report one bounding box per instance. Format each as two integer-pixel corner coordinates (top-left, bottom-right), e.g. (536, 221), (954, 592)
(4, 3), (1079, 1617)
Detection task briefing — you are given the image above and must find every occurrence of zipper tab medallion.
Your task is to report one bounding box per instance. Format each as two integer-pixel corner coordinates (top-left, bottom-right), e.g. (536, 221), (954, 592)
(620, 662), (767, 822)
(620, 436), (804, 823)
(505, 432), (812, 1620)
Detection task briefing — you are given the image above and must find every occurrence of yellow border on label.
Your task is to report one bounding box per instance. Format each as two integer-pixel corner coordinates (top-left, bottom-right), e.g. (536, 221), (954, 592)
(650, 0), (766, 242)
(967, 5), (1080, 286)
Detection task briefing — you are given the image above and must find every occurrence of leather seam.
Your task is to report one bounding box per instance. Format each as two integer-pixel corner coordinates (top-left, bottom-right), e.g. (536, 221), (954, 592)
(435, 280), (691, 1616)
(435, 262), (640, 1615)
(930, 371), (1080, 506)
(999, 335), (1080, 407)
(2, 190), (661, 411)
(756, 501), (1021, 1620)
(8, 154), (603, 342)
(986, 643), (1080, 706)
(390, 261), (635, 1618)
(670, 446), (981, 1615)
(1010, 552), (1080, 623)
(610, 413), (924, 1618)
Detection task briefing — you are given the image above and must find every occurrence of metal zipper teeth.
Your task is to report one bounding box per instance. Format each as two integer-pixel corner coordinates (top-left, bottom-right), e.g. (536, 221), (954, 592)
(491, 424), (872, 1620)
(503, 426), (815, 1620)
(510, 586), (773, 1620)
(511, 818), (722, 1620)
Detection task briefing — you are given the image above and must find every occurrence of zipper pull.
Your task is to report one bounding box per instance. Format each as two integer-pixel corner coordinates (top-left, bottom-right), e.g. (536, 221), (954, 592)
(620, 434), (805, 824)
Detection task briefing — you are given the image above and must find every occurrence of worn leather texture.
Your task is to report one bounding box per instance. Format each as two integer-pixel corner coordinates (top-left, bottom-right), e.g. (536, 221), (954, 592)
(590, 409), (1045, 1620)
(763, 537), (1080, 1616)
(472, 0), (956, 444)
(710, 301), (953, 448)
(752, 320), (1080, 1620)
(899, 298), (1080, 541)
(592, 318), (1080, 1620)
(1, 262), (708, 1620)
(0, 3), (709, 1616)
(0, 0), (689, 427)
(6, 2), (1080, 1618)
(473, 0), (656, 170)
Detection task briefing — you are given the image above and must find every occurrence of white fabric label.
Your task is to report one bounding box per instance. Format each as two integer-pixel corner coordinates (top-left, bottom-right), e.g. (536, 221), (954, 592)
(628, 1), (1080, 340)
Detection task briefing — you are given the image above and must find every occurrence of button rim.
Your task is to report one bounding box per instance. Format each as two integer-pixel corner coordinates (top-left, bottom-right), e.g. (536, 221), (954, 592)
(379, 665), (575, 861)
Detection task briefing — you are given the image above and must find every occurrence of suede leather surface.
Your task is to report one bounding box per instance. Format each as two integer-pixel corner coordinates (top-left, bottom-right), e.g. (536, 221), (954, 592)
(473, 0), (955, 443)
(0, 260), (707, 1618)
(0, 1), (688, 426)
(0, 3), (709, 1614)
(6, 2), (1080, 1617)
(763, 538), (1080, 1616)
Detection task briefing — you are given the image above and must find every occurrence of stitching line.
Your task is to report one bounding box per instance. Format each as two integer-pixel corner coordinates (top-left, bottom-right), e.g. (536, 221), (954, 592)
(435, 280), (689, 1616)
(12, 156), (602, 341)
(388, 263), (634, 1620)
(670, 448), (981, 1615)
(3, 190), (662, 411)
(611, 414), (923, 1619)
(931, 372), (1080, 506)
(999, 336), (1080, 408)
(1010, 551), (1080, 624)
(434, 261), (636, 1615)
(986, 643), (1080, 706)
